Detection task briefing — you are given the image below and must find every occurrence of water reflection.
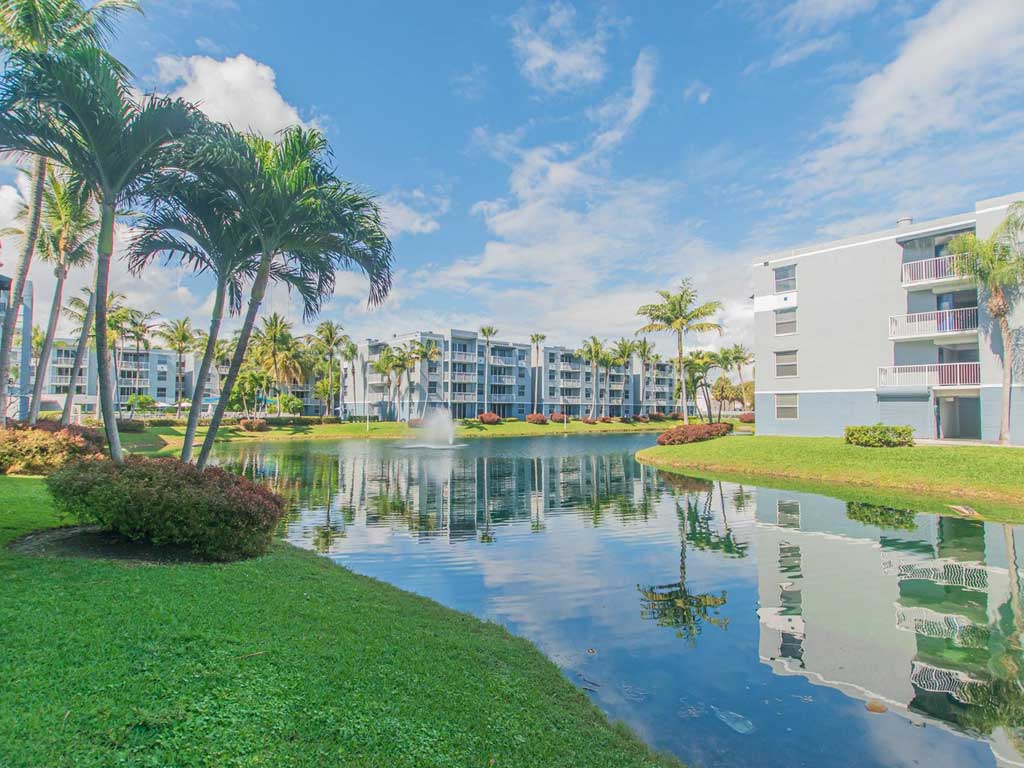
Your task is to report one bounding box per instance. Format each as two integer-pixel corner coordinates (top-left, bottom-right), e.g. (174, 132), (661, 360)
(214, 436), (1024, 767)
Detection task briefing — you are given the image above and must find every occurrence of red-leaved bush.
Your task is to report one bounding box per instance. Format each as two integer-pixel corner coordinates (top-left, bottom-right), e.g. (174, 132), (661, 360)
(619, 416), (633, 424)
(656, 422), (733, 446)
(635, 415), (650, 423)
(478, 412), (501, 425)
(240, 418), (269, 432)
(648, 412), (665, 422)
(667, 411), (686, 421)
(47, 456), (286, 561)
(526, 413), (548, 425)
(738, 412), (755, 424)
(580, 417), (597, 425)
(598, 416), (613, 423)
(408, 418), (424, 428)
(0, 422), (105, 475)
(549, 412), (569, 423)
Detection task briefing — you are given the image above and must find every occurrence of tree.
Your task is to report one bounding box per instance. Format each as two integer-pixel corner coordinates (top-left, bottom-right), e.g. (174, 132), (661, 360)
(723, 343), (753, 390)
(408, 338), (440, 418)
(313, 377), (338, 421)
(611, 337), (636, 417)
(7, 169), (97, 423)
(340, 338), (358, 419)
(0, 0), (139, 427)
(59, 287), (123, 424)
(124, 308), (158, 416)
(479, 325), (497, 413)
(154, 318), (195, 419)
(637, 279), (722, 414)
(577, 336), (604, 419)
(251, 313), (298, 416)
(684, 351), (718, 422)
(598, 350), (614, 417)
(0, 47), (198, 460)
(309, 320), (346, 420)
(949, 205), (1024, 445)
(634, 338), (655, 416)
(370, 346), (395, 420)
(530, 332), (546, 413)
(193, 125), (392, 470)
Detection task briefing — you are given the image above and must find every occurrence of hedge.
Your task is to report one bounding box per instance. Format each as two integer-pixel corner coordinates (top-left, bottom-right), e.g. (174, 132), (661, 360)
(478, 412), (501, 425)
(738, 412), (755, 424)
(0, 423), (105, 475)
(844, 424), (914, 448)
(656, 422), (733, 446)
(526, 413), (548, 425)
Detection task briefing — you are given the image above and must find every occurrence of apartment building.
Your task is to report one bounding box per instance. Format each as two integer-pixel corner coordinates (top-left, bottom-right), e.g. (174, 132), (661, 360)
(631, 356), (678, 415)
(534, 346), (644, 418)
(753, 192), (1024, 443)
(0, 275), (33, 421)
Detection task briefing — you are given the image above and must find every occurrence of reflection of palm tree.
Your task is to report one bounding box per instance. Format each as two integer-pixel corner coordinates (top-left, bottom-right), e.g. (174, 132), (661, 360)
(480, 455), (494, 543)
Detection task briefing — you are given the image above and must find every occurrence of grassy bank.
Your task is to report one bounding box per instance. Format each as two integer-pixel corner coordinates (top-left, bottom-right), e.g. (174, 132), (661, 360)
(637, 436), (1024, 523)
(119, 417), (719, 452)
(0, 477), (679, 768)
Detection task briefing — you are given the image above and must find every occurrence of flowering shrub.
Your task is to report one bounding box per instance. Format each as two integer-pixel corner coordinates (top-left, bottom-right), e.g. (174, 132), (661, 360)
(738, 412), (755, 424)
(549, 412), (569, 423)
(240, 418), (269, 432)
(656, 422), (733, 446)
(580, 417), (597, 425)
(0, 423), (105, 475)
(478, 412), (501, 425)
(647, 412), (665, 422)
(844, 424), (914, 448)
(635, 415), (650, 423)
(526, 413), (548, 425)
(47, 456), (286, 561)
(408, 418), (424, 428)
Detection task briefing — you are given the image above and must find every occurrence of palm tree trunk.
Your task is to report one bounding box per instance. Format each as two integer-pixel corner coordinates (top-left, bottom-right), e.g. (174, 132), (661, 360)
(273, 354), (282, 416)
(29, 265), (66, 424)
(998, 314), (1013, 445)
(182, 279), (226, 463)
(590, 363), (598, 419)
(197, 255), (272, 470)
(326, 353), (334, 422)
(61, 287), (95, 426)
(0, 156), (46, 427)
(483, 343), (490, 413)
(676, 331), (686, 414)
(94, 201), (122, 462)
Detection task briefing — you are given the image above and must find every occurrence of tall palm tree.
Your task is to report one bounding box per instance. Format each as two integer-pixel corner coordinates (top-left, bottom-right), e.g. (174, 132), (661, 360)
(949, 206), (1024, 445)
(59, 287), (123, 424)
(479, 325), (497, 414)
(309, 320), (346, 419)
(634, 338), (655, 417)
(370, 346), (395, 421)
(611, 337), (636, 417)
(251, 313), (295, 416)
(637, 279), (722, 414)
(7, 169), (97, 423)
(193, 125), (392, 470)
(390, 343), (414, 421)
(409, 338), (440, 418)
(598, 350), (614, 417)
(530, 332), (546, 413)
(124, 308), (158, 417)
(0, 47), (198, 459)
(154, 318), (194, 419)
(576, 336), (604, 419)
(0, 0), (138, 427)
(724, 343), (753, 390)
(340, 338), (358, 419)
(684, 351), (717, 423)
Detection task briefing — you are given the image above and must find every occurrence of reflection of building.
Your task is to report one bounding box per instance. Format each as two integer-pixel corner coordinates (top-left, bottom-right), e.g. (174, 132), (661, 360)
(755, 487), (1024, 766)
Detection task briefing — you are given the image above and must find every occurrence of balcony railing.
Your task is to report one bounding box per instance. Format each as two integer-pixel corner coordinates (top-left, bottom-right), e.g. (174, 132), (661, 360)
(888, 307), (979, 339)
(490, 374), (517, 385)
(901, 254), (968, 286)
(451, 352), (475, 363)
(451, 392), (477, 402)
(490, 355), (516, 367)
(878, 362), (980, 388)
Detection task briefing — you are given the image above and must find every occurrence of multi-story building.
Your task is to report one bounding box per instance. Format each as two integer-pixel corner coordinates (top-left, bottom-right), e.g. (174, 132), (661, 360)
(753, 192), (1024, 443)
(534, 346), (647, 418)
(0, 275), (33, 421)
(631, 356), (678, 415)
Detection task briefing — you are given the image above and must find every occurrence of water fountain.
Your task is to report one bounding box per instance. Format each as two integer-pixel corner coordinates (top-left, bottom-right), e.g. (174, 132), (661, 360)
(406, 408), (465, 449)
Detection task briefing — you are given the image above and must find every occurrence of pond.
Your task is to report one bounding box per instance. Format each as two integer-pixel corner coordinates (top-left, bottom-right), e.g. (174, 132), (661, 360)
(214, 434), (1024, 768)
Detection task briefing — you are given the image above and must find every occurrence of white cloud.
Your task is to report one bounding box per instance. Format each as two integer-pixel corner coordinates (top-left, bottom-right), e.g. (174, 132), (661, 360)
(450, 63), (487, 100)
(509, 2), (621, 93)
(194, 36), (224, 55)
(682, 79), (711, 105)
(154, 53), (308, 137)
(768, 33), (843, 68)
(379, 187), (451, 238)
(779, 0), (878, 35)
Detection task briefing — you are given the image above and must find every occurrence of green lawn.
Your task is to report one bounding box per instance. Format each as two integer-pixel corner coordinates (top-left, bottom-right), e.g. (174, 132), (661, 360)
(0, 477), (679, 768)
(119, 417), (709, 452)
(638, 436), (1024, 523)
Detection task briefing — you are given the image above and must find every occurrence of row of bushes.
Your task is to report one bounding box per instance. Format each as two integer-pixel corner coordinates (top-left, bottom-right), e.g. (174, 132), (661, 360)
(0, 421), (106, 475)
(844, 424), (914, 448)
(656, 422), (733, 446)
(240, 419), (270, 432)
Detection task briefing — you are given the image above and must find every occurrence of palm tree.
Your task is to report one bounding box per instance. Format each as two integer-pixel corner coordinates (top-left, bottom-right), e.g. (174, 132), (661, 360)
(409, 338), (440, 418)
(0, 0), (138, 427)
(154, 318), (194, 418)
(370, 347), (395, 421)
(193, 125), (392, 470)
(598, 350), (614, 417)
(634, 338), (655, 417)
(390, 344), (414, 421)
(309, 320), (346, 419)
(611, 337), (636, 417)
(724, 343), (753, 391)
(529, 332), (546, 413)
(0, 47), (198, 460)
(59, 287), (123, 424)
(478, 325), (497, 414)
(684, 351), (718, 423)
(637, 279), (722, 414)
(576, 336), (604, 419)
(340, 338), (358, 419)
(8, 169), (97, 423)
(949, 206), (1024, 445)
(125, 308), (158, 418)
(251, 313), (296, 416)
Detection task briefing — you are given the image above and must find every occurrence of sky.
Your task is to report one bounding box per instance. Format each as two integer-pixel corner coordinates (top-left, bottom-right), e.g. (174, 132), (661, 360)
(3, 0), (1024, 357)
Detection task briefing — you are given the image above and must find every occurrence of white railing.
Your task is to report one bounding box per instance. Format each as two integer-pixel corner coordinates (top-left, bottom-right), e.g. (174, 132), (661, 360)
(889, 307), (978, 339)
(901, 254), (967, 286)
(448, 373), (476, 383)
(877, 362), (980, 388)
(490, 355), (516, 366)
(490, 393), (517, 403)
(451, 352), (475, 363)
(490, 374), (516, 385)
(451, 392), (477, 402)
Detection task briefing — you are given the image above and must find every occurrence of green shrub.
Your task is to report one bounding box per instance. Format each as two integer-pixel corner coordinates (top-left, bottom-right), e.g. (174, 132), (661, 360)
(844, 424), (914, 448)
(47, 456), (285, 561)
(115, 419), (146, 433)
(0, 423), (105, 475)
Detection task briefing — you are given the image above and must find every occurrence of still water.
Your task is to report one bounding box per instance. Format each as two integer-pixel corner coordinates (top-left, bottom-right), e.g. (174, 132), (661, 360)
(215, 434), (1024, 767)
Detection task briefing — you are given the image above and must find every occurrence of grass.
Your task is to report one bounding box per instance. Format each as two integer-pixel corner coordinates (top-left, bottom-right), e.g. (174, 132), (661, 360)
(637, 435), (1024, 523)
(118, 416), (729, 452)
(0, 477), (680, 768)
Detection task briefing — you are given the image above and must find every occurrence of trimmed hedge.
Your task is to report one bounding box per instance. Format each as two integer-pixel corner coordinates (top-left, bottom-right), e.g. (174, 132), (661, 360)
(115, 419), (146, 433)
(478, 412), (501, 425)
(738, 412), (755, 424)
(656, 422), (733, 446)
(647, 412), (665, 422)
(635, 415), (650, 423)
(549, 412), (569, 424)
(844, 423), (914, 448)
(0, 423), (105, 475)
(408, 418), (424, 428)
(47, 456), (286, 561)
(580, 417), (597, 425)
(526, 413), (548, 425)
(240, 418), (269, 432)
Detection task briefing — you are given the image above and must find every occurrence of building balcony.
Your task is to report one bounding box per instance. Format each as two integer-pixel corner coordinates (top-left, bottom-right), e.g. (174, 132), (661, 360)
(901, 254), (973, 289)
(451, 392), (477, 402)
(877, 362), (980, 389)
(490, 374), (516, 385)
(451, 352), (475, 363)
(489, 355), (516, 367)
(448, 372), (475, 383)
(888, 307), (978, 341)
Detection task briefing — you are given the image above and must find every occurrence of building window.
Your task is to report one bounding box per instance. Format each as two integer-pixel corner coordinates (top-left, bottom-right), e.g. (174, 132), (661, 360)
(774, 264), (797, 293)
(775, 307), (797, 335)
(775, 350), (798, 378)
(156, 388), (167, 399)
(775, 393), (799, 419)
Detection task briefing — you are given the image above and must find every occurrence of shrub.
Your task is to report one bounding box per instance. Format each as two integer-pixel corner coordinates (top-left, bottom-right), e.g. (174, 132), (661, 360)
(504, 416), (519, 422)
(844, 423), (914, 448)
(115, 419), (146, 433)
(635, 415), (650, 423)
(408, 418), (424, 428)
(526, 413), (548, 425)
(619, 416), (633, 424)
(549, 412), (569, 424)
(240, 418), (269, 432)
(656, 422), (733, 446)
(648, 412), (665, 422)
(0, 423), (105, 475)
(580, 417), (597, 425)
(144, 417), (181, 427)
(478, 412), (501, 425)
(667, 411), (686, 421)
(47, 456), (285, 561)
(738, 412), (755, 424)
(598, 416), (613, 423)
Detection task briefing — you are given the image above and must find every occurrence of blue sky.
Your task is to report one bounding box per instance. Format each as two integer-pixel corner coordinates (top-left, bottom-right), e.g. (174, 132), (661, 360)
(5, 0), (1024, 354)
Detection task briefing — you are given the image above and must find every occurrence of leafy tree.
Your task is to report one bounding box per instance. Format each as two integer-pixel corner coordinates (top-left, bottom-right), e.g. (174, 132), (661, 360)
(529, 332), (546, 413)
(154, 318), (195, 419)
(634, 338), (655, 416)
(479, 325), (497, 413)
(309, 320), (347, 420)
(576, 336), (604, 419)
